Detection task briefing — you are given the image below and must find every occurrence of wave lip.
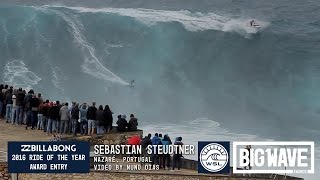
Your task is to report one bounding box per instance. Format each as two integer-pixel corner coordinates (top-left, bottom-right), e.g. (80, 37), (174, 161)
(42, 5), (269, 36)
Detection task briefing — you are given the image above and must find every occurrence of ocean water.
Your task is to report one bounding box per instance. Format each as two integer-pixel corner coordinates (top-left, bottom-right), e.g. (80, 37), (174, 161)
(0, 1), (319, 179)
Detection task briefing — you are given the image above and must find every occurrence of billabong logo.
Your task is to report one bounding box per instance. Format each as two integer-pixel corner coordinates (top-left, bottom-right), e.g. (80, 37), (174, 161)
(198, 142), (230, 174)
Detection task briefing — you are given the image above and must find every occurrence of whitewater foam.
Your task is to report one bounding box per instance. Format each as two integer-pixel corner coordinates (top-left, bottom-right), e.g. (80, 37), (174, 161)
(141, 117), (273, 160)
(51, 66), (67, 94)
(2, 60), (41, 91)
(42, 5), (269, 37)
(106, 44), (124, 48)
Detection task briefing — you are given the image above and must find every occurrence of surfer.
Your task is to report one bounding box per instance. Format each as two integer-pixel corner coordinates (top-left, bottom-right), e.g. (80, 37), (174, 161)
(129, 80), (135, 87)
(250, 20), (255, 26)
(250, 20), (259, 27)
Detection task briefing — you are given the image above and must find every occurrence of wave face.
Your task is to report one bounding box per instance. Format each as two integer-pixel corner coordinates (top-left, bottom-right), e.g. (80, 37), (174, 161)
(0, 4), (320, 152)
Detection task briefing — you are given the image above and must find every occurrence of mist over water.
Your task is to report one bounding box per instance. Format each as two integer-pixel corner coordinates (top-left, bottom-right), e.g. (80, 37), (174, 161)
(0, 2), (319, 179)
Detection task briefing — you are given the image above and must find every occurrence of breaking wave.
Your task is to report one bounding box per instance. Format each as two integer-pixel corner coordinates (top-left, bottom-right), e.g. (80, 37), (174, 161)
(43, 5), (269, 36)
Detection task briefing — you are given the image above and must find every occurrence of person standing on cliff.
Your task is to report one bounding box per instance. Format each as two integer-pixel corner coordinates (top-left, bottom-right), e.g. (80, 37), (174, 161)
(47, 101), (59, 134)
(5, 88), (13, 123)
(87, 102), (97, 135)
(162, 134), (172, 170)
(116, 114), (127, 132)
(79, 103), (88, 135)
(0, 84), (4, 119)
(71, 103), (80, 136)
(14, 88), (25, 125)
(37, 101), (45, 130)
(141, 133), (152, 162)
(127, 114), (138, 131)
(172, 137), (183, 171)
(56, 101), (62, 133)
(59, 102), (70, 134)
(127, 135), (141, 157)
(42, 100), (50, 132)
(151, 133), (162, 166)
(11, 90), (17, 124)
(103, 105), (113, 133)
(36, 93), (44, 130)
(24, 90), (34, 129)
(96, 105), (106, 135)
(29, 94), (40, 130)
(68, 102), (76, 134)
(1, 85), (9, 118)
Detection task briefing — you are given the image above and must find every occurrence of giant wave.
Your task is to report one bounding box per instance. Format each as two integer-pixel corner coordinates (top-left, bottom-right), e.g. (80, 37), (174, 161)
(0, 5), (319, 169)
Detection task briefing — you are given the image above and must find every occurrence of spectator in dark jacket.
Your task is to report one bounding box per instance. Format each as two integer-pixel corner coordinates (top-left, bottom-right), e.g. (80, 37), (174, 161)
(116, 114), (127, 132)
(71, 103), (80, 136)
(15, 88), (25, 124)
(141, 133), (152, 161)
(56, 101), (63, 133)
(0, 85), (4, 118)
(47, 101), (59, 134)
(5, 89), (13, 123)
(37, 101), (45, 130)
(87, 102), (97, 135)
(1, 85), (9, 117)
(103, 105), (113, 133)
(24, 90), (33, 128)
(42, 100), (50, 132)
(96, 105), (106, 135)
(28, 94), (40, 130)
(141, 134), (152, 148)
(172, 137), (184, 170)
(128, 114), (138, 131)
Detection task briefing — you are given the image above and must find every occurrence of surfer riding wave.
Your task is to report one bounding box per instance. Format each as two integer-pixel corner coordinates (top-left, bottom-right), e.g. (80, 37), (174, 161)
(250, 20), (260, 27)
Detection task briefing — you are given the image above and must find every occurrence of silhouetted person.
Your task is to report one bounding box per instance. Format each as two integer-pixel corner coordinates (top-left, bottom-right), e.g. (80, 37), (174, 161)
(71, 103), (80, 136)
(5, 89), (13, 123)
(116, 114), (127, 132)
(103, 105), (113, 133)
(0, 84), (3, 119)
(29, 94), (40, 130)
(162, 134), (172, 170)
(141, 133), (152, 149)
(128, 114), (138, 131)
(172, 137), (183, 170)
(47, 101), (59, 134)
(15, 88), (25, 124)
(87, 102), (97, 135)
(24, 90), (34, 129)
(96, 105), (107, 134)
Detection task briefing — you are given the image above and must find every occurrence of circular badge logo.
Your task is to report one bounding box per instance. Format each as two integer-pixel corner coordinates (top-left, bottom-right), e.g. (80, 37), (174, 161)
(200, 143), (229, 172)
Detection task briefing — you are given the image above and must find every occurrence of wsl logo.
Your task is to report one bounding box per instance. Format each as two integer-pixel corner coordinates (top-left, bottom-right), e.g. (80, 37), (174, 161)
(198, 142), (230, 173)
